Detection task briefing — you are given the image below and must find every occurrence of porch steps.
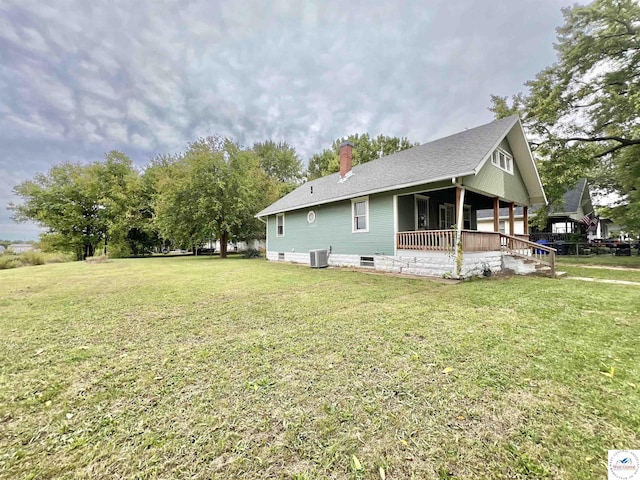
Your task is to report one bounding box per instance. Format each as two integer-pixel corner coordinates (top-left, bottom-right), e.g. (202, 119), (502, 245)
(533, 264), (567, 278)
(503, 253), (559, 278)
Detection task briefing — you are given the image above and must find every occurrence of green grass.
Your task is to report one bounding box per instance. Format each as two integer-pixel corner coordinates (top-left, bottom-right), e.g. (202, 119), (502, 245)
(1, 257), (639, 479)
(561, 266), (640, 282)
(557, 253), (640, 268)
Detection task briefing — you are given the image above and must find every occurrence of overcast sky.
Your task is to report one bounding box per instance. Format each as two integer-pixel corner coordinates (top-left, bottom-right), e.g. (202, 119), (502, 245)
(0, 0), (575, 240)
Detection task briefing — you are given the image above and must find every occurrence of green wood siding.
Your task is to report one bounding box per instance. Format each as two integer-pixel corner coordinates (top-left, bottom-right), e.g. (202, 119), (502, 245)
(463, 139), (529, 205)
(267, 193), (395, 255)
(499, 138), (513, 155)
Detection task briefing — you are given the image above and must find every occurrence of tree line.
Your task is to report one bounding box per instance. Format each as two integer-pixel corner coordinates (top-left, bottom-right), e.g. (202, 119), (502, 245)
(11, 135), (414, 260)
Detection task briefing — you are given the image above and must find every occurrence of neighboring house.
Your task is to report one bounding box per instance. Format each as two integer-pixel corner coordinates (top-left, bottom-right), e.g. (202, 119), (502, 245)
(7, 243), (34, 254)
(477, 179), (595, 240)
(0, 245), (5, 254)
(201, 239), (266, 252)
(256, 115), (548, 279)
(477, 206), (527, 236)
(538, 178), (595, 238)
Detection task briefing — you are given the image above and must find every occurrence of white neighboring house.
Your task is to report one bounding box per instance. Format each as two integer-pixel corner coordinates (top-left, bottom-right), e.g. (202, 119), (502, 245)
(477, 207), (527, 235)
(8, 243), (35, 254)
(201, 239), (265, 252)
(0, 245), (5, 254)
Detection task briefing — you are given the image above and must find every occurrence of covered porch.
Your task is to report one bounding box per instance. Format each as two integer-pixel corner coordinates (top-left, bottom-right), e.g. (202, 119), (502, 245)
(392, 185), (555, 276)
(395, 185), (531, 252)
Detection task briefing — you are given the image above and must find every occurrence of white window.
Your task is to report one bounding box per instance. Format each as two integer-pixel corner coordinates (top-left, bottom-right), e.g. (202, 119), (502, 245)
(352, 197), (369, 233)
(491, 148), (514, 175)
(439, 204), (455, 230)
(276, 213), (285, 237)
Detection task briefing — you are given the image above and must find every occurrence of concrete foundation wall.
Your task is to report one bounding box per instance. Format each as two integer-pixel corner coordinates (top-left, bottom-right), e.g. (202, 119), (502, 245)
(267, 249), (504, 279)
(502, 255), (536, 275)
(460, 251), (503, 277)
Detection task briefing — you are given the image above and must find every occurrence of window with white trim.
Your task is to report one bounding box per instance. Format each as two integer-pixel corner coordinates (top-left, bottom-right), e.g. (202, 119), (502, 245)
(276, 213), (285, 237)
(491, 148), (514, 174)
(352, 197), (369, 233)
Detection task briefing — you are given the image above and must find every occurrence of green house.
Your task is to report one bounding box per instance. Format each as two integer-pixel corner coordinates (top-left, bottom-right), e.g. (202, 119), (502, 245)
(256, 115), (550, 278)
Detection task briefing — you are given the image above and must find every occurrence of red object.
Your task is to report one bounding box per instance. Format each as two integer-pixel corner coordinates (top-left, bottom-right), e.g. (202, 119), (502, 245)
(339, 142), (353, 178)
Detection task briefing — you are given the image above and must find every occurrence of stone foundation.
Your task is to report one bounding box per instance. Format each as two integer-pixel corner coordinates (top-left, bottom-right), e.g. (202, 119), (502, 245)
(267, 250), (504, 279)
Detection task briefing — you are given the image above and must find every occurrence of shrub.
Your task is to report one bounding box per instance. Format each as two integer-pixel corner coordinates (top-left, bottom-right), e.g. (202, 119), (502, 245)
(45, 252), (74, 263)
(20, 251), (46, 266)
(0, 256), (21, 269)
(85, 255), (109, 264)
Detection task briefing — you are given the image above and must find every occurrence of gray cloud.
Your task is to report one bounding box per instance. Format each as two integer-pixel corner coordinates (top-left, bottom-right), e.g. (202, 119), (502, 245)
(0, 0), (572, 240)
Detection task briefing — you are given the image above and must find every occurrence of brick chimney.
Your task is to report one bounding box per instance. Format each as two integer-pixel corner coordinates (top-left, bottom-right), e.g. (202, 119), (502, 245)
(339, 141), (353, 179)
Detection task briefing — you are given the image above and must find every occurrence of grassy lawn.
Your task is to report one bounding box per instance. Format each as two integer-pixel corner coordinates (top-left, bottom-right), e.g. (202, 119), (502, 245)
(557, 253), (640, 268)
(1, 257), (639, 479)
(557, 254), (640, 282)
(560, 266), (640, 283)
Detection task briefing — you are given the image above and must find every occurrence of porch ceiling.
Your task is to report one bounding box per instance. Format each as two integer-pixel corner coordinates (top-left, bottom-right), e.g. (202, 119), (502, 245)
(400, 188), (495, 209)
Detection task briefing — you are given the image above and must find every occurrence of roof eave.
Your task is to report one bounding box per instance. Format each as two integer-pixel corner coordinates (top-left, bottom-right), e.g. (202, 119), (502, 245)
(255, 172), (474, 217)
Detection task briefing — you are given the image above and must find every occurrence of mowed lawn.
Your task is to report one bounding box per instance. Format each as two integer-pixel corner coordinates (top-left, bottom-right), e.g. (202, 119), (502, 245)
(1, 257), (639, 479)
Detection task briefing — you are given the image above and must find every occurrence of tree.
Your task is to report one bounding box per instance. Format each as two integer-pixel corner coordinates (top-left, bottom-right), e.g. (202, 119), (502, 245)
(153, 137), (275, 258)
(307, 133), (417, 180)
(10, 151), (140, 260)
(252, 140), (303, 196)
(128, 154), (179, 255)
(93, 151), (142, 257)
(490, 0), (640, 231)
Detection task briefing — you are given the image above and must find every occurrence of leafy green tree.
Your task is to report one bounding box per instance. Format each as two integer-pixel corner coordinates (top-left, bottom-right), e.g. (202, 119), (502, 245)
(11, 153), (138, 260)
(307, 149), (338, 181)
(12, 163), (96, 260)
(130, 154), (178, 254)
(490, 0), (640, 231)
(307, 133), (417, 180)
(92, 151), (142, 257)
(153, 137), (275, 258)
(252, 140), (303, 196)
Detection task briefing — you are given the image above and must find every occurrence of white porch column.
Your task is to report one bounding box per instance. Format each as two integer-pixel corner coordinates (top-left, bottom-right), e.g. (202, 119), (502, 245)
(393, 195), (398, 256)
(455, 186), (466, 278)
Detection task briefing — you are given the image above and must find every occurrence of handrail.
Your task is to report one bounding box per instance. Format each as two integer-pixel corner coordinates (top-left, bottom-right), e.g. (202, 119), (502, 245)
(499, 233), (556, 277)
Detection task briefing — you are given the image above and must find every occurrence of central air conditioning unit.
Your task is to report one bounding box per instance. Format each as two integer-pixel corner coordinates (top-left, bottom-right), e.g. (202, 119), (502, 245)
(310, 249), (329, 268)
